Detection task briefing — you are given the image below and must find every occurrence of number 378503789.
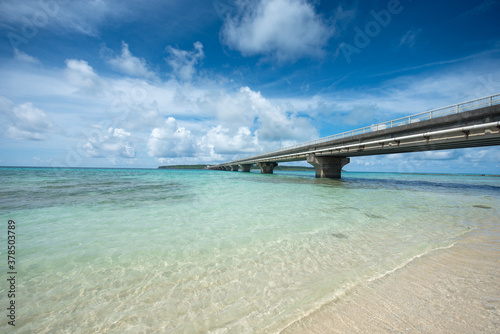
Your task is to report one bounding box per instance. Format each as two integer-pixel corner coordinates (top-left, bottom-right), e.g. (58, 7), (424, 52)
(8, 220), (16, 270)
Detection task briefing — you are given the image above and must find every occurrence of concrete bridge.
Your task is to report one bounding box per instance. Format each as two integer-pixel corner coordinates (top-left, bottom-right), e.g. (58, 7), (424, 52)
(208, 94), (500, 178)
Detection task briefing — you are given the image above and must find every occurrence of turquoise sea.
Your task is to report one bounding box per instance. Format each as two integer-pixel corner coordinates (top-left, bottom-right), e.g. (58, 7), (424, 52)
(0, 167), (499, 333)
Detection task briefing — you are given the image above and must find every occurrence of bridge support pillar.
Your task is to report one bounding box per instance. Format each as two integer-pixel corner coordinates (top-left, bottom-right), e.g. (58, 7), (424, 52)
(257, 162), (278, 174)
(240, 164), (252, 172)
(225, 166), (232, 171)
(231, 165), (239, 172)
(307, 155), (350, 178)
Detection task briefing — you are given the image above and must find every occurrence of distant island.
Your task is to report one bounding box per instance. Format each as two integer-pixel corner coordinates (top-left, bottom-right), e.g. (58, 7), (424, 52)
(158, 165), (316, 171)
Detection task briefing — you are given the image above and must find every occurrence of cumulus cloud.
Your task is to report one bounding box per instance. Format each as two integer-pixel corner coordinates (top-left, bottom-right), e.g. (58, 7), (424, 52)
(201, 125), (258, 155)
(165, 42), (205, 81)
(147, 117), (197, 158)
(105, 42), (155, 78)
(143, 85), (318, 161)
(82, 127), (136, 158)
(65, 59), (102, 92)
(213, 86), (318, 142)
(242, 87), (316, 141)
(0, 97), (53, 140)
(221, 0), (333, 62)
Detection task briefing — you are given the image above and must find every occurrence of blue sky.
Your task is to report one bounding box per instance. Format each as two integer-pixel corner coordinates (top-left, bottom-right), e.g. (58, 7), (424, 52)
(0, 0), (499, 173)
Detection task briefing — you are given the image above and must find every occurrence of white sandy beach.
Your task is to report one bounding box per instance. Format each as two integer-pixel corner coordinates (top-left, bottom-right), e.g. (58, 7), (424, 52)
(282, 221), (500, 333)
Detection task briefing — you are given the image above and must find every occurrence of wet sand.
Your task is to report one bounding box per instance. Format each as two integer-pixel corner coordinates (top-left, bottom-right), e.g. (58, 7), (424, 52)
(282, 223), (500, 333)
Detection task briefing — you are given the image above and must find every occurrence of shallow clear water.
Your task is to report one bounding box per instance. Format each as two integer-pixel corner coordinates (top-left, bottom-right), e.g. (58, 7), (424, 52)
(0, 168), (499, 333)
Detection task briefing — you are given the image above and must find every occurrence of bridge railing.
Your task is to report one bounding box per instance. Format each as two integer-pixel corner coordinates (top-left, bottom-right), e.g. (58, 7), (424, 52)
(263, 93), (500, 156)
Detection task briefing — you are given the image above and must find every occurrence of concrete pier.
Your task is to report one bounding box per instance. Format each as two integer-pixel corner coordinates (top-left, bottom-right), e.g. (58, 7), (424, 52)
(225, 166), (232, 171)
(240, 164), (252, 172)
(307, 155), (350, 179)
(257, 162), (278, 174)
(231, 165), (239, 171)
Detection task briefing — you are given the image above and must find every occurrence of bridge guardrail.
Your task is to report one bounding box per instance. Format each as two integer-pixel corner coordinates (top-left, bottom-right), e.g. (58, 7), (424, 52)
(262, 93), (500, 156)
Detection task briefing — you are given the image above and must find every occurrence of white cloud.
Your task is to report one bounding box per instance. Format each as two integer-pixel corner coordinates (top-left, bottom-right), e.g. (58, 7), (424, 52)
(186, 86), (319, 160)
(65, 59), (102, 92)
(106, 42), (155, 78)
(13, 48), (39, 63)
(144, 82), (320, 160)
(242, 87), (316, 141)
(0, 61), (74, 100)
(221, 0), (333, 62)
(201, 125), (258, 155)
(82, 126), (136, 159)
(212, 86), (318, 141)
(147, 117), (197, 158)
(0, 97), (53, 140)
(461, 147), (500, 163)
(165, 41), (205, 81)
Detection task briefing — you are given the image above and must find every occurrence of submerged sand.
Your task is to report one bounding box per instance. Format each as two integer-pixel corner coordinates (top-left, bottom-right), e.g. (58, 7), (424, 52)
(282, 222), (500, 333)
